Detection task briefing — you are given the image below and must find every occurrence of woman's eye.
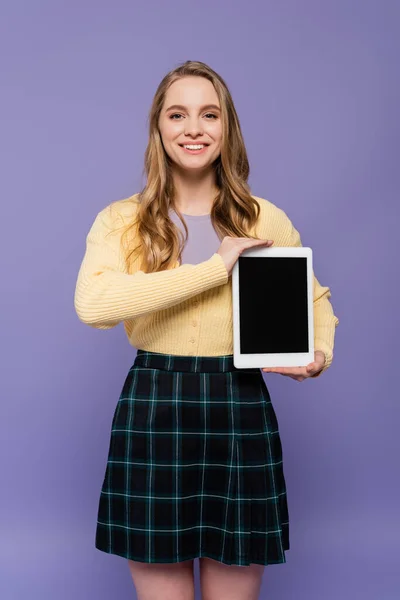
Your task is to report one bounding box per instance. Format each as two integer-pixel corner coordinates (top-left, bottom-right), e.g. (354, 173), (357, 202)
(169, 113), (217, 120)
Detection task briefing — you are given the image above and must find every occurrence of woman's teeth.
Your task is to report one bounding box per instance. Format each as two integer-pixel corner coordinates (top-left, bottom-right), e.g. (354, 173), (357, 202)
(184, 145), (204, 149)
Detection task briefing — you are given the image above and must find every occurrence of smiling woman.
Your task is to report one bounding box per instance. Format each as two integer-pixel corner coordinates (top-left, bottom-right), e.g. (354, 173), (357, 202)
(74, 59), (339, 600)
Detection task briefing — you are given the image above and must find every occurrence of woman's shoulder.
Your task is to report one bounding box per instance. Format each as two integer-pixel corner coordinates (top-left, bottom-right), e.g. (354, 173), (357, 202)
(251, 194), (287, 218)
(104, 192), (141, 219)
(251, 194), (293, 228)
(94, 193), (141, 229)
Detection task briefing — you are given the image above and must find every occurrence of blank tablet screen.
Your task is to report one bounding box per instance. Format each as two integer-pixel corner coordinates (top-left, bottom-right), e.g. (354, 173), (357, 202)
(238, 256), (309, 354)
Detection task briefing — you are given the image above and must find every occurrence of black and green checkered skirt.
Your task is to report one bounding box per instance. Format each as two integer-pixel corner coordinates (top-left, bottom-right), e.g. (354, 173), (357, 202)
(95, 349), (290, 566)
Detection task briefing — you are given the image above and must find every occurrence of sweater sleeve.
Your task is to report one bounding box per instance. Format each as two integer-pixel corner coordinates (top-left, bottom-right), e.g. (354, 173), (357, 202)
(74, 206), (229, 329)
(270, 206), (339, 377)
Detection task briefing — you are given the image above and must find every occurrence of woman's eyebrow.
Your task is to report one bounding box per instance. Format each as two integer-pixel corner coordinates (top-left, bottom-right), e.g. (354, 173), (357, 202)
(165, 104), (221, 112)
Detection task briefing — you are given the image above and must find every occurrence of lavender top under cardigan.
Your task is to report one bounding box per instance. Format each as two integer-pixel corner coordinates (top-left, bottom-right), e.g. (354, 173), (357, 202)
(168, 209), (221, 265)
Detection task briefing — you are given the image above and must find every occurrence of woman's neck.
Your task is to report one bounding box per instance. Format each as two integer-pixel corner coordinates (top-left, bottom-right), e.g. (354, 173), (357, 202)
(172, 169), (218, 216)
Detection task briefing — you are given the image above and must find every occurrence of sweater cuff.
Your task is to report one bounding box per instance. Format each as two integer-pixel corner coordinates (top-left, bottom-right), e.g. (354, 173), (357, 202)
(310, 342), (334, 378)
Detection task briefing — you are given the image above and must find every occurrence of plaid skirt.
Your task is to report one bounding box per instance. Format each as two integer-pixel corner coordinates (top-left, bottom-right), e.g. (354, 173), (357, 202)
(95, 349), (290, 566)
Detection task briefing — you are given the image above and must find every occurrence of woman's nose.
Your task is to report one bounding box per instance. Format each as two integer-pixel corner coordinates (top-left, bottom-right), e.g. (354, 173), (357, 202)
(184, 118), (203, 136)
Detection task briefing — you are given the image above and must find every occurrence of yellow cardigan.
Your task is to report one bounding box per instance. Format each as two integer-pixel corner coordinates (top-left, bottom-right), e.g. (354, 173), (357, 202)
(74, 194), (339, 376)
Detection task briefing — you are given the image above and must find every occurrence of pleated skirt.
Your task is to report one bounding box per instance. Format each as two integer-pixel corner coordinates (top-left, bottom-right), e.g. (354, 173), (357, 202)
(95, 349), (290, 566)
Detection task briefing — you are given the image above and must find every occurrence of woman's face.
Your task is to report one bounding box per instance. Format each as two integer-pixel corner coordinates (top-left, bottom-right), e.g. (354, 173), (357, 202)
(158, 76), (222, 173)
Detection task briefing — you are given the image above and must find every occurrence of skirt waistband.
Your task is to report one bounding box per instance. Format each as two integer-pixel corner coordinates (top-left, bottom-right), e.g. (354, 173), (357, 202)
(134, 349), (260, 374)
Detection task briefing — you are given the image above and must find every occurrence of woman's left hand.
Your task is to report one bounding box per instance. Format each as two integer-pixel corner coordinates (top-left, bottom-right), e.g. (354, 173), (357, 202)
(262, 351), (326, 381)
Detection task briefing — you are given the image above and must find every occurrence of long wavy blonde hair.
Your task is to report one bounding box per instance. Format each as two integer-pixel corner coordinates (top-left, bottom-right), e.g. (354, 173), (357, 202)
(116, 60), (262, 274)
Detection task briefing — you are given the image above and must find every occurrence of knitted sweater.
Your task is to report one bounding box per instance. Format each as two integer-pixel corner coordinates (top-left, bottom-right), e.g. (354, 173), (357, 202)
(74, 194), (339, 376)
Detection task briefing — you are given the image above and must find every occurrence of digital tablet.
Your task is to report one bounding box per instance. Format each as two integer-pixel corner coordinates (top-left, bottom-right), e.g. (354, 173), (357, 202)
(232, 246), (314, 369)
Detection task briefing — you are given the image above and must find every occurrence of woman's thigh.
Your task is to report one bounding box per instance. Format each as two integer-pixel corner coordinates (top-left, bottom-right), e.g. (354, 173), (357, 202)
(199, 557), (265, 600)
(127, 558), (195, 600)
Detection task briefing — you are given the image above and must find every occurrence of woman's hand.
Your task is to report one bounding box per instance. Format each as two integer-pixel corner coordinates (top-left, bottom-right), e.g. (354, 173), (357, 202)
(261, 351), (326, 381)
(217, 236), (274, 276)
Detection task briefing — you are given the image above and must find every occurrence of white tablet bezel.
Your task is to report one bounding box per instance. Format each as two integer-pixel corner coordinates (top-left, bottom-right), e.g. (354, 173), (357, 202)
(232, 246), (314, 368)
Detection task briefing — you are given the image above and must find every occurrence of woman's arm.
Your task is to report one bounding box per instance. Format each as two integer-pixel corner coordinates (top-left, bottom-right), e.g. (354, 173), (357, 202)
(268, 204), (339, 377)
(74, 206), (229, 329)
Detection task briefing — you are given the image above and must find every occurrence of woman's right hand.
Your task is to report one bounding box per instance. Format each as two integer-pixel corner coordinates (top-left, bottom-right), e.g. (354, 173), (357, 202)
(216, 236), (274, 276)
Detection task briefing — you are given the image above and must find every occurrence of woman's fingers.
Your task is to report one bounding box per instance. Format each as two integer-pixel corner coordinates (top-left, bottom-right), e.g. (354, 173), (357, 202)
(262, 366), (306, 375)
(262, 366), (309, 381)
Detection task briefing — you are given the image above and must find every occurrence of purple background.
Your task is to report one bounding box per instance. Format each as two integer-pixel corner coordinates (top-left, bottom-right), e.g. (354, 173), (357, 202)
(1, 1), (399, 598)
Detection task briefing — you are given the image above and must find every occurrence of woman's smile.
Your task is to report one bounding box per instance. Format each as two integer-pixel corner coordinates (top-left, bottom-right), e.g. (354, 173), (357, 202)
(179, 144), (209, 155)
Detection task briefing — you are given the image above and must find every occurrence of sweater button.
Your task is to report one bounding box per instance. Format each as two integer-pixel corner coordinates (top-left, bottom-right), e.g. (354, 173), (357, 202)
(189, 337), (195, 343)
(193, 301), (199, 307)
(192, 320), (197, 327)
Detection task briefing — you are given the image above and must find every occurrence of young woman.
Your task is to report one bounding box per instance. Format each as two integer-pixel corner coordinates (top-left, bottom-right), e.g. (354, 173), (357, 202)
(74, 60), (339, 600)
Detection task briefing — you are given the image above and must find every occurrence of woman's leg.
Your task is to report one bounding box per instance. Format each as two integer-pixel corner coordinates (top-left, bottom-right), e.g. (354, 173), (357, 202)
(199, 557), (265, 600)
(127, 558), (195, 600)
